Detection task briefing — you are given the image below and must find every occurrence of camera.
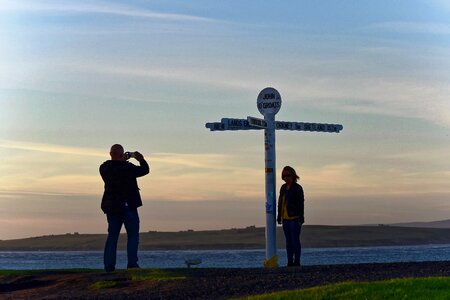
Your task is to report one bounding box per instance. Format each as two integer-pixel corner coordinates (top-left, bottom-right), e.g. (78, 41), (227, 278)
(124, 151), (136, 160)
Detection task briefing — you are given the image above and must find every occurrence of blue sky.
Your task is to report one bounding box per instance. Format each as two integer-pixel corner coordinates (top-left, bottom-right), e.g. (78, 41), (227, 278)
(0, 0), (449, 239)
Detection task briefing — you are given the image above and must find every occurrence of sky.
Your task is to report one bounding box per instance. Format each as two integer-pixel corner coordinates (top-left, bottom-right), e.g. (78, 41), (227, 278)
(0, 0), (449, 240)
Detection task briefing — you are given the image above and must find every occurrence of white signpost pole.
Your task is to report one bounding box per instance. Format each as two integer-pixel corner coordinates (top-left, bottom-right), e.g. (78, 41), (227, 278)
(257, 87), (282, 267)
(264, 113), (277, 266)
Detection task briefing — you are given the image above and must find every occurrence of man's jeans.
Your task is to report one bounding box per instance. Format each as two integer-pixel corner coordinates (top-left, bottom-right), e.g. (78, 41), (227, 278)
(282, 219), (302, 265)
(104, 206), (140, 272)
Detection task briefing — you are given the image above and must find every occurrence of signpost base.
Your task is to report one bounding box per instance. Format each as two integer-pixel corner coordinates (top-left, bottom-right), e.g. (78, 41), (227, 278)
(263, 255), (278, 268)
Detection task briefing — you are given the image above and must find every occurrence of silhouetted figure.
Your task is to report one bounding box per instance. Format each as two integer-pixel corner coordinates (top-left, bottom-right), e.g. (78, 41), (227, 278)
(277, 166), (304, 267)
(100, 144), (149, 272)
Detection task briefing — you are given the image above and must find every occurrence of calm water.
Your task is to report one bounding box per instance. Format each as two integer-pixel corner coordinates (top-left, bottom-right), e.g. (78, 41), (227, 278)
(1, 244), (450, 270)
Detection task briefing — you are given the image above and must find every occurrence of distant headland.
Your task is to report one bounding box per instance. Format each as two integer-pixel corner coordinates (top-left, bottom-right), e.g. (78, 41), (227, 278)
(2, 225), (450, 251)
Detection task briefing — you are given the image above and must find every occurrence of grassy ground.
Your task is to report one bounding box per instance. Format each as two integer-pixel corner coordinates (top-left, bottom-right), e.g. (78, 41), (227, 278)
(88, 268), (186, 290)
(0, 268), (186, 289)
(1, 267), (190, 297)
(243, 277), (450, 300)
(3, 263), (450, 299)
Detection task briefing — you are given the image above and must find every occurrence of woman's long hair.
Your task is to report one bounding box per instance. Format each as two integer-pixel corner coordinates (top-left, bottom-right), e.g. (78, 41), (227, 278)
(281, 166), (300, 182)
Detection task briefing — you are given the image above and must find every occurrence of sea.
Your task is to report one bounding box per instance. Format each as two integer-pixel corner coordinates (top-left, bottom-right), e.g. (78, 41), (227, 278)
(1, 244), (450, 270)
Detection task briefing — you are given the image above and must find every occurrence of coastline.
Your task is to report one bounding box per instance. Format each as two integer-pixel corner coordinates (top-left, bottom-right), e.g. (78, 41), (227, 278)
(3, 225), (450, 251)
(2, 261), (450, 299)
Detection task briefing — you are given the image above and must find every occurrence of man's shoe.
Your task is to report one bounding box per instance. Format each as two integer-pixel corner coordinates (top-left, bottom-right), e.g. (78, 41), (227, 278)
(127, 264), (140, 269)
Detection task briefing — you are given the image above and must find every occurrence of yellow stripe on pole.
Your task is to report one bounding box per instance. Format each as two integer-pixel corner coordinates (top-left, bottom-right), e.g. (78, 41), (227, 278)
(263, 255), (278, 268)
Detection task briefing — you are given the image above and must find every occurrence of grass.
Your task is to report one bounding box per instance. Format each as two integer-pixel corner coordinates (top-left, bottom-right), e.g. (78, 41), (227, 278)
(243, 277), (450, 300)
(1, 268), (187, 291)
(89, 280), (119, 289)
(88, 268), (187, 290)
(126, 268), (186, 281)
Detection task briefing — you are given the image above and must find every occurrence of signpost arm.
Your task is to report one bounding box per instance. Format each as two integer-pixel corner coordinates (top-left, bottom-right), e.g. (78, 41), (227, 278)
(263, 113), (278, 267)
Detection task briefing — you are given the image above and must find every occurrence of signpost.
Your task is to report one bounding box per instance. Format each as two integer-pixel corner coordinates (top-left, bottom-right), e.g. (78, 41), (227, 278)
(205, 87), (343, 267)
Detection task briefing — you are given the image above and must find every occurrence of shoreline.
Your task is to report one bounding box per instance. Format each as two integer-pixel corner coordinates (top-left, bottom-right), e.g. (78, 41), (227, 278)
(3, 225), (450, 251)
(1, 261), (450, 299)
(2, 242), (450, 252)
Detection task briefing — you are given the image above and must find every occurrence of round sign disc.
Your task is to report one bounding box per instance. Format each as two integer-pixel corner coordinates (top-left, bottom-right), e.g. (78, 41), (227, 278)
(257, 87), (282, 116)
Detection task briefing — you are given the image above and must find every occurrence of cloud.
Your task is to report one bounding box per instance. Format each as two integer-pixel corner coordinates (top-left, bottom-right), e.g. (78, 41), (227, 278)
(0, 0), (216, 23)
(2, 2), (448, 128)
(57, 61), (261, 93)
(0, 139), (105, 157)
(0, 139), (237, 171)
(0, 139), (264, 200)
(45, 44), (449, 127)
(430, 0), (450, 12)
(302, 163), (372, 197)
(368, 21), (450, 35)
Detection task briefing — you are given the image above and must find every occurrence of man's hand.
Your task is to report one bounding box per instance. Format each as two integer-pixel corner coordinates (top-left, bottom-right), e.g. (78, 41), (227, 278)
(133, 151), (144, 162)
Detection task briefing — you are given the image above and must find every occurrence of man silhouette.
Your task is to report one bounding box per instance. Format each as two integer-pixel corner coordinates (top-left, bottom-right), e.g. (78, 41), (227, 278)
(99, 144), (149, 272)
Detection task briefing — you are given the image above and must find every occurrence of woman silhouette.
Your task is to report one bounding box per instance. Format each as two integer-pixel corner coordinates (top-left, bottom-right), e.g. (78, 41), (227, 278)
(277, 166), (304, 267)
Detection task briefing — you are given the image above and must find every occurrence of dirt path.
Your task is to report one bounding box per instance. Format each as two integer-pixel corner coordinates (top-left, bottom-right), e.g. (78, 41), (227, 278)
(2, 261), (450, 299)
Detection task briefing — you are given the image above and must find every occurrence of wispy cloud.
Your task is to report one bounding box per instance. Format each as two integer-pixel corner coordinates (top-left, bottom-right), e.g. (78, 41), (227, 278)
(0, 139), (264, 201)
(368, 21), (450, 35)
(0, 139), (105, 157)
(0, 0), (217, 23)
(0, 139), (234, 170)
(302, 163), (372, 197)
(60, 61), (261, 92)
(430, 0), (450, 12)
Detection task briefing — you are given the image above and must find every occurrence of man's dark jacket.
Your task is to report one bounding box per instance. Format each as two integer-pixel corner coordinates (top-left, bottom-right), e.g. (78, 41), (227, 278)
(277, 182), (305, 223)
(100, 159), (149, 214)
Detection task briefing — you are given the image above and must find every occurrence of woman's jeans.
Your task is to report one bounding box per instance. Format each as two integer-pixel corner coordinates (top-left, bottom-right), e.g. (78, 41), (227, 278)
(282, 219), (302, 265)
(104, 206), (140, 272)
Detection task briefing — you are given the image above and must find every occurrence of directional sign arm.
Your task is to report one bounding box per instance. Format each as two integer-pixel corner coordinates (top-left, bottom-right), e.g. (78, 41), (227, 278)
(276, 121), (343, 133)
(205, 122), (225, 131)
(205, 118), (264, 131)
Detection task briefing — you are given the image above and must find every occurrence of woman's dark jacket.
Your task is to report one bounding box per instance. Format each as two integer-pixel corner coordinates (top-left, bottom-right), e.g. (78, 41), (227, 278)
(277, 182), (305, 223)
(100, 159), (149, 214)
